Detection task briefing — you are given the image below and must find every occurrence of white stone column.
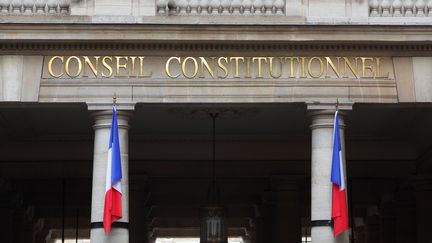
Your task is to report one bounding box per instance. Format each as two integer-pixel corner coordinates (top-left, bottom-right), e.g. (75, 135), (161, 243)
(309, 108), (350, 243)
(90, 110), (132, 243)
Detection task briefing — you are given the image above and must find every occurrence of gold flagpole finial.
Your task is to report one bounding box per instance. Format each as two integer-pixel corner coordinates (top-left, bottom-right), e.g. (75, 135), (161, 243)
(113, 93), (117, 106)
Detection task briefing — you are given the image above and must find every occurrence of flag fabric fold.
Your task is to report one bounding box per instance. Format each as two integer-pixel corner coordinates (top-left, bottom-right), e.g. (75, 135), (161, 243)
(103, 106), (123, 233)
(331, 110), (349, 237)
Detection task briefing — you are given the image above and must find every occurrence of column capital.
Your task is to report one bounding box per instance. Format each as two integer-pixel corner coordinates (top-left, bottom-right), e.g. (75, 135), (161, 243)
(91, 110), (133, 130)
(306, 102), (352, 130)
(308, 109), (348, 130)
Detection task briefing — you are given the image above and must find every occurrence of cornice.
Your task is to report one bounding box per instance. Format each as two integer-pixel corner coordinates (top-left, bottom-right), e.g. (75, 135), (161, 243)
(1, 42), (432, 55)
(1, 23), (432, 42)
(0, 24), (431, 54)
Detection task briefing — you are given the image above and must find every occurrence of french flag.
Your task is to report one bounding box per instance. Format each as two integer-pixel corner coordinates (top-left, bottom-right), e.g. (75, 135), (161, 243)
(103, 106), (123, 233)
(330, 110), (349, 237)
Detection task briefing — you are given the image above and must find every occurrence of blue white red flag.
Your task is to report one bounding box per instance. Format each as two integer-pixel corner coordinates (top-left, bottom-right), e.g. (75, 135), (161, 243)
(103, 106), (123, 233)
(331, 110), (349, 237)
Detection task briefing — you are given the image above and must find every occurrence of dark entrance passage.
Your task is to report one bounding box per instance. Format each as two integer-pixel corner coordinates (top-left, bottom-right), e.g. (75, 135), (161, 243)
(0, 103), (431, 243)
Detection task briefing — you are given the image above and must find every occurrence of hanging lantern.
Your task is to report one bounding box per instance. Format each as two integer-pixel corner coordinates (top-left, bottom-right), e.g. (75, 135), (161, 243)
(200, 112), (228, 243)
(200, 206), (228, 243)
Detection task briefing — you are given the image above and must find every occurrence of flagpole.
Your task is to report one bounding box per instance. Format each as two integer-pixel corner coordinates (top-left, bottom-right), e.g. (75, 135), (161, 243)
(336, 98), (339, 111)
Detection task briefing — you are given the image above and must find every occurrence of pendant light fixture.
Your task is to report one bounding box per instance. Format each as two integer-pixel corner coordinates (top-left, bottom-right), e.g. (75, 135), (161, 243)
(200, 112), (228, 243)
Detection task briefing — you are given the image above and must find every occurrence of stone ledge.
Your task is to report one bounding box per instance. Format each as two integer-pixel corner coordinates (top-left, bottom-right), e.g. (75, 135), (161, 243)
(1, 24), (432, 43)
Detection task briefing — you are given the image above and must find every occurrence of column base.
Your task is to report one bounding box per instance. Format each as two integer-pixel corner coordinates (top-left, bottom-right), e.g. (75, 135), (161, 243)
(312, 226), (349, 243)
(312, 226), (333, 243)
(90, 228), (129, 243)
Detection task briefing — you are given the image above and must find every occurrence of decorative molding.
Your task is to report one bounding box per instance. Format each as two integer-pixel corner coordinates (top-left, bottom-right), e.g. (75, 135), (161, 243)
(1, 42), (432, 53)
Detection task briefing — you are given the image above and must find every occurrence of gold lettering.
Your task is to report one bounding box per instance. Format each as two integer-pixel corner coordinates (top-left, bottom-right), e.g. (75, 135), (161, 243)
(252, 57), (267, 78)
(375, 57), (389, 78)
(45, 55), (391, 80)
(83, 56), (99, 77)
(343, 57), (359, 78)
(268, 57), (282, 79)
(102, 56), (113, 77)
(300, 57), (307, 78)
(285, 57), (299, 78)
(130, 56), (137, 77)
(245, 57), (252, 78)
(165, 57), (181, 78)
(217, 57), (228, 78)
(325, 57), (341, 78)
(65, 56), (82, 78)
(199, 57), (215, 78)
(115, 56), (129, 77)
(48, 56), (64, 78)
(230, 57), (244, 78)
(361, 57), (374, 78)
(308, 57), (325, 78)
(138, 57), (152, 77)
(182, 57), (199, 79)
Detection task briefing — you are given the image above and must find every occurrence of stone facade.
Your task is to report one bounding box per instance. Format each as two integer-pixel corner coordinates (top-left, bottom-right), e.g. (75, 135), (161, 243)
(1, 1), (432, 243)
